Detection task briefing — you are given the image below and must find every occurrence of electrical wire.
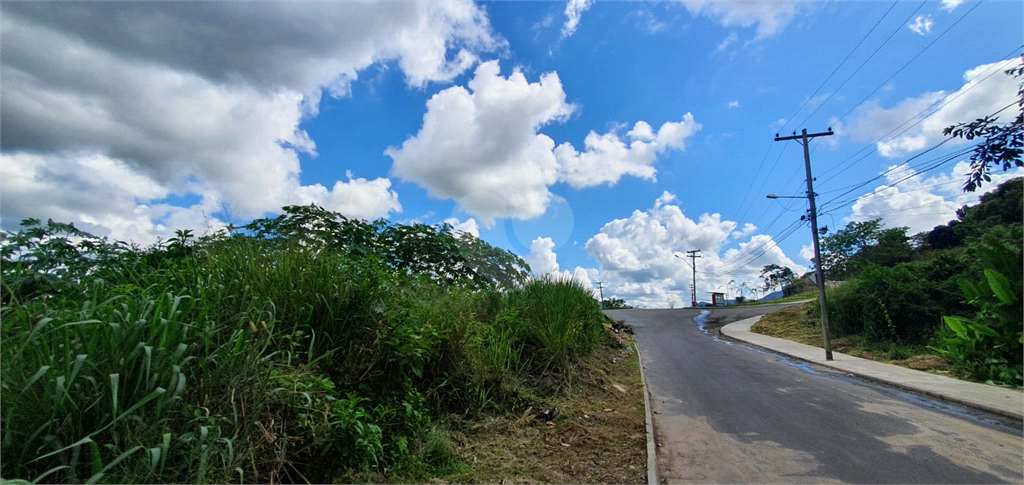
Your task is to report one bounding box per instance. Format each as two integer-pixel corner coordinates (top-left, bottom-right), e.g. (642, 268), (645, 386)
(731, 1), (902, 227)
(775, 0), (903, 136)
(818, 144), (974, 213)
(829, 1), (985, 128)
(817, 50), (1023, 185)
(792, 1), (929, 129)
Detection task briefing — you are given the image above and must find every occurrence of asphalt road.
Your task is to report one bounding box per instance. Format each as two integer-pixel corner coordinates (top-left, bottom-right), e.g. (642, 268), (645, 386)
(606, 306), (1024, 484)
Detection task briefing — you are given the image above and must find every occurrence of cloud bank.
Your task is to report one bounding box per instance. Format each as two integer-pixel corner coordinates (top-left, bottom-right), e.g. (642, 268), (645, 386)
(1, 1), (504, 244)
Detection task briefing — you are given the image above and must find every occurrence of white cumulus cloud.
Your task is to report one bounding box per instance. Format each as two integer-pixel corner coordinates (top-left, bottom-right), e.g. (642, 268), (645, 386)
(846, 162), (1024, 234)
(555, 115), (702, 189)
(525, 237), (562, 275)
(523, 236), (597, 295)
(443, 217), (481, 238)
(295, 171), (402, 221)
(386, 60), (576, 226)
(845, 59), (1021, 158)
(585, 191), (804, 308)
(673, 0), (813, 39)
(387, 60), (700, 226)
(0, 1), (503, 243)
(941, 0), (964, 12)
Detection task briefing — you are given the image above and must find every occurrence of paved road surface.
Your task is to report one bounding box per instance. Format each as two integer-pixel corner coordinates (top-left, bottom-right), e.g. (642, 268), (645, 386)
(607, 306), (1023, 484)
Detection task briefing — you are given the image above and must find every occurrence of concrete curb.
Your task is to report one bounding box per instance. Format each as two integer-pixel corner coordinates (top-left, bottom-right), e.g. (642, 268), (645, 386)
(635, 343), (659, 485)
(720, 316), (1024, 422)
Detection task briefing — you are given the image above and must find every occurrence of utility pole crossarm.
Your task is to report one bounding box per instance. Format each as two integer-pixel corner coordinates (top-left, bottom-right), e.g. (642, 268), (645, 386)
(774, 128), (833, 142)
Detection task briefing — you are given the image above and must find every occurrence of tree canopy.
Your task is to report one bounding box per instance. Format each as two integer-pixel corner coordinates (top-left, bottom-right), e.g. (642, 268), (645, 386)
(819, 219), (911, 279)
(241, 204), (531, 291)
(922, 177), (1023, 250)
(760, 264), (796, 292)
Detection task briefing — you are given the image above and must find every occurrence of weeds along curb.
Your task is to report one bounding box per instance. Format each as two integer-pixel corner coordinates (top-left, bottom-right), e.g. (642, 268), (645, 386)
(634, 340), (659, 485)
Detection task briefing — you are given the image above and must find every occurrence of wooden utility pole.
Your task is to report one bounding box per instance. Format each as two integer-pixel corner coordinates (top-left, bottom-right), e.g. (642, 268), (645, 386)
(774, 128), (834, 360)
(597, 281), (605, 309)
(685, 249), (701, 307)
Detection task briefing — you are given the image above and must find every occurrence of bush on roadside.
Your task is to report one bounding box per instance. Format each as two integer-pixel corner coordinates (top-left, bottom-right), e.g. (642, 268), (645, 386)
(820, 264), (950, 343)
(931, 226), (1023, 386)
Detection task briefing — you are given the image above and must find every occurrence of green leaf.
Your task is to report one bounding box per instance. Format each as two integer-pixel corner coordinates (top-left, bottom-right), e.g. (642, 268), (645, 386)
(984, 269), (1016, 304)
(944, 316), (969, 340)
(968, 322), (999, 338)
(956, 279), (982, 303)
(84, 446), (142, 484)
(22, 365), (51, 394)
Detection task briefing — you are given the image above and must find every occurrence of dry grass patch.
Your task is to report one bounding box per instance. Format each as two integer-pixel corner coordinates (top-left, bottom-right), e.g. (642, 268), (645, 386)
(752, 303), (954, 375)
(444, 334), (647, 484)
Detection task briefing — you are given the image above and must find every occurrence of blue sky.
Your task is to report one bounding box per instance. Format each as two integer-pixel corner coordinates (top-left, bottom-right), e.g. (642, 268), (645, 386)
(2, 0), (1022, 307)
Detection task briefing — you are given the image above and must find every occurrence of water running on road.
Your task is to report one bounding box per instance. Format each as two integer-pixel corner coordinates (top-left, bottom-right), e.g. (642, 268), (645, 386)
(694, 309), (1021, 435)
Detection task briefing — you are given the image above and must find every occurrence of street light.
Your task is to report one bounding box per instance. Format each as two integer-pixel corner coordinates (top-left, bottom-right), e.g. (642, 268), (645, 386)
(767, 191), (833, 360)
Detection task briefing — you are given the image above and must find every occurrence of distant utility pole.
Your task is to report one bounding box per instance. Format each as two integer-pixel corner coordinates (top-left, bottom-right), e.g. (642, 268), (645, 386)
(597, 281), (605, 309)
(685, 249), (701, 307)
(773, 127), (834, 360)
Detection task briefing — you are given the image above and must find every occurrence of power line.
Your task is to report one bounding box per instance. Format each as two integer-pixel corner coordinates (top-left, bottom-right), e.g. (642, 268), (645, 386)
(830, 0), (984, 128)
(818, 50), (1022, 185)
(792, 1), (928, 129)
(817, 95), (1019, 210)
(819, 144), (974, 213)
(697, 219), (806, 278)
(735, 1), (901, 227)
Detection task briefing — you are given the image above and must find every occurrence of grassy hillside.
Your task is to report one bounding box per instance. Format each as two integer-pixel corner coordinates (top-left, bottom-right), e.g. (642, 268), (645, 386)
(0, 205), (629, 483)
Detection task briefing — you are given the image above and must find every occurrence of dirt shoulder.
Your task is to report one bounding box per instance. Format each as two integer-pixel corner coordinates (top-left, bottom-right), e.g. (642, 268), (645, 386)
(447, 332), (648, 484)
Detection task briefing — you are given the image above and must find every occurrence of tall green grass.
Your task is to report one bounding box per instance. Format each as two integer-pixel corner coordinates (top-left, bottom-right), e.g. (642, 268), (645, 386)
(508, 275), (605, 371)
(1, 213), (609, 483)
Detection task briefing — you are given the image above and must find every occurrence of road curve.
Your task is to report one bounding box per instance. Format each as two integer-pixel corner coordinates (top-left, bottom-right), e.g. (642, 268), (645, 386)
(607, 306), (1023, 484)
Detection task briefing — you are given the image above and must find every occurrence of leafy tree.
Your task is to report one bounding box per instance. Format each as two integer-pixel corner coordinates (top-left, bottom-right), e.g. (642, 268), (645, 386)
(820, 219), (911, 279)
(943, 56), (1023, 192)
(1, 218), (133, 303)
(920, 177), (1022, 250)
(760, 264), (795, 292)
(783, 276), (816, 297)
(240, 203), (530, 290)
(602, 297), (633, 309)
(954, 177), (1023, 240)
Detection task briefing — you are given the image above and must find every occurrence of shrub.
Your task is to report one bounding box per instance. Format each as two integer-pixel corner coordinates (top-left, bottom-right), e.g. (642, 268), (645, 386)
(931, 227), (1023, 386)
(821, 264), (947, 343)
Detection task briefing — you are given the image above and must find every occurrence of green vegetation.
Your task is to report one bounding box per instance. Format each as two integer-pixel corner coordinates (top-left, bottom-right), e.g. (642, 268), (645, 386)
(760, 264), (796, 294)
(0, 205), (615, 483)
(800, 178), (1023, 386)
(602, 297), (635, 309)
(752, 304), (952, 374)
